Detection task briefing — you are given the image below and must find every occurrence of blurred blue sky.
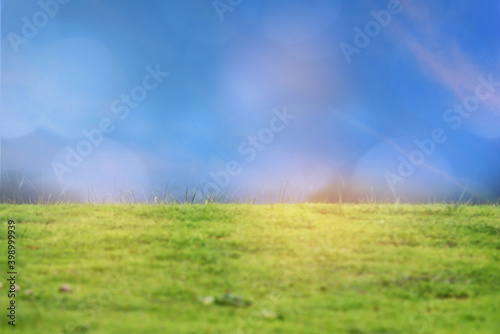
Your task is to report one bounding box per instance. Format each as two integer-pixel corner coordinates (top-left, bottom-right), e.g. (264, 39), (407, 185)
(1, 0), (499, 202)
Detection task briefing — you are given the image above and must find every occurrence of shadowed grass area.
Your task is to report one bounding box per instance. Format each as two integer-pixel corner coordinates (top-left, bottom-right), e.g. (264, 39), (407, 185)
(0, 204), (499, 333)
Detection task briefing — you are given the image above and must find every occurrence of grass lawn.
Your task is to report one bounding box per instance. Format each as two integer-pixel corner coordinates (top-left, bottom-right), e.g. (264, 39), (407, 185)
(0, 203), (499, 333)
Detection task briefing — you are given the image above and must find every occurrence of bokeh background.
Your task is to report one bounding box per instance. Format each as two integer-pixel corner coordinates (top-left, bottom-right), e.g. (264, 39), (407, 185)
(1, 0), (500, 203)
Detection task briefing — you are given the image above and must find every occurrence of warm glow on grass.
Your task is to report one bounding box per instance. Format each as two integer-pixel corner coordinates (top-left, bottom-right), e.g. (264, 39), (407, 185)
(1, 203), (498, 333)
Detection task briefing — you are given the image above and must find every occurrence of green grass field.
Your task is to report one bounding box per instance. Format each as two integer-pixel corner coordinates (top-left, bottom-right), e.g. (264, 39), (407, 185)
(0, 203), (499, 333)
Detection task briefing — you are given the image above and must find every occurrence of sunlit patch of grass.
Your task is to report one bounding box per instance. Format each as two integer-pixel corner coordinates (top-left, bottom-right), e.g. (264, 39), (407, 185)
(0, 203), (499, 333)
